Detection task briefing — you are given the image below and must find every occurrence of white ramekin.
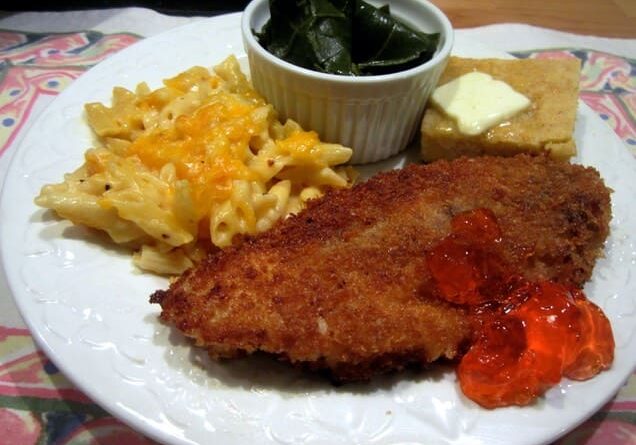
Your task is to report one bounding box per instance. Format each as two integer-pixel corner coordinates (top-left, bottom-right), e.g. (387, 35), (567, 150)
(241, 0), (454, 164)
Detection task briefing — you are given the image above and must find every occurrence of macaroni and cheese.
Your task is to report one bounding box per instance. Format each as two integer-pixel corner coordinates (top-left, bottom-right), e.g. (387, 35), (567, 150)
(35, 56), (355, 274)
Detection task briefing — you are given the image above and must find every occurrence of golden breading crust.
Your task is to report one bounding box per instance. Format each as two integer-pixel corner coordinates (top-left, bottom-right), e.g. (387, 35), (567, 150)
(151, 155), (611, 382)
(421, 57), (581, 161)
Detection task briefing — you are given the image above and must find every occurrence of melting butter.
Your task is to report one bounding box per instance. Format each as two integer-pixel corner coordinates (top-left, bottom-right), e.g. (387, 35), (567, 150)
(431, 72), (531, 136)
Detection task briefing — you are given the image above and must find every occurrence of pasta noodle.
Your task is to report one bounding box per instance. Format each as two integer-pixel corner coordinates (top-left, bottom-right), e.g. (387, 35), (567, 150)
(35, 56), (356, 274)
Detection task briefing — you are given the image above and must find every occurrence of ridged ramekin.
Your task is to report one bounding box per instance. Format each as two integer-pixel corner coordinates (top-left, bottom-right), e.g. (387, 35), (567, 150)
(241, 0), (453, 164)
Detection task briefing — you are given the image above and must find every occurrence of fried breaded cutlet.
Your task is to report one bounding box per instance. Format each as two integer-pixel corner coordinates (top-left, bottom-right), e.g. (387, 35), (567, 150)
(151, 155), (611, 382)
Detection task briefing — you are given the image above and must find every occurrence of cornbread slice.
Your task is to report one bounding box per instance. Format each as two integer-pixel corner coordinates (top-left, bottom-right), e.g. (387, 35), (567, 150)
(421, 57), (581, 162)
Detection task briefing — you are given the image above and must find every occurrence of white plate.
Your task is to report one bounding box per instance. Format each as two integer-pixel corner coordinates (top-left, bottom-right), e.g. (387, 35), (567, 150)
(2, 13), (636, 445)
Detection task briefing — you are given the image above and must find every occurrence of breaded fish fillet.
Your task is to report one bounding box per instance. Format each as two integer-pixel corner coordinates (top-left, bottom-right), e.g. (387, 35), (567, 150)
(151, 155), (611, 381)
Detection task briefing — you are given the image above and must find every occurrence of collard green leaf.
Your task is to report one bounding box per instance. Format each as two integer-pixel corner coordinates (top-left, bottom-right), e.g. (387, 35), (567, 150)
(256, 0), (356, 75)
(255, 0), (314, 67)
(353, 1), (439, 75)
(305, 0), (357, 75)
(256, 0), (439, 76)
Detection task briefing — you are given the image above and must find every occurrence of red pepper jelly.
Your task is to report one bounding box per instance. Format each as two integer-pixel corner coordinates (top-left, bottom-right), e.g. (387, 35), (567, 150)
(426, 208), (614, 409)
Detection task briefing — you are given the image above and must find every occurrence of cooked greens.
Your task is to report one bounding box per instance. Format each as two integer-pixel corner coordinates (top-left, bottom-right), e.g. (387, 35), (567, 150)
(255, 0), (440, 76)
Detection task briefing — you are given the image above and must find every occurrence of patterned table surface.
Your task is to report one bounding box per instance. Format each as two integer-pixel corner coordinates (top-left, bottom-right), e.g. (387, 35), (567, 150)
(0, 27), (635, 445)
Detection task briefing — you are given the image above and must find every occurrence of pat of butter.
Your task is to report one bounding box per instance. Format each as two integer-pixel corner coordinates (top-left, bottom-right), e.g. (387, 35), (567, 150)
(431, 72), (531, 135)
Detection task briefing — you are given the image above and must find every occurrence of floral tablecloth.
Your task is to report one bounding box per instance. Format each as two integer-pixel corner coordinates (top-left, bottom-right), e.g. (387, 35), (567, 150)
(0, 9), (634, 445)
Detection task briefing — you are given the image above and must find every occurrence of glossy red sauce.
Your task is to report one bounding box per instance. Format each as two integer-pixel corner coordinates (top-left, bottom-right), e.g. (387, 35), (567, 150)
(426, 209), (614, 409)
